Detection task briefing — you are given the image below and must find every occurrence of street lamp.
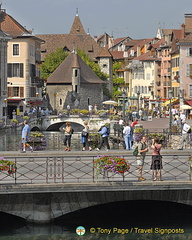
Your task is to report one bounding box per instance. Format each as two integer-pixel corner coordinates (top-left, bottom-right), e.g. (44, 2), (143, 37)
(36, 92), (39, 118)
(4, 98), (7, 126)
(122, 91), (126, 119)
(168, 89), (173, 134)
(137, 91), (140, 112)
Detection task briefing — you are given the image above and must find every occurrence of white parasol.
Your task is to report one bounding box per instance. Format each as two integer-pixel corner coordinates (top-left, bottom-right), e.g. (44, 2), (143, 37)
(102, 100), (118, 106)
(180, 105), (192, 110)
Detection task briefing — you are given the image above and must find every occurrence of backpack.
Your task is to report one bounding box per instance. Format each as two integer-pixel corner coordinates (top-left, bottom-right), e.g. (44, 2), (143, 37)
(133, 146), (138, 156)
(71, 128), (74, 134)
(187, 128), (191, 133)
(106, 127), (110, 135)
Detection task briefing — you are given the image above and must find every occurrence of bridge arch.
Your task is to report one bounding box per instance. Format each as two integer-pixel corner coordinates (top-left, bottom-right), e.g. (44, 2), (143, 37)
(46, 121), (84, 131)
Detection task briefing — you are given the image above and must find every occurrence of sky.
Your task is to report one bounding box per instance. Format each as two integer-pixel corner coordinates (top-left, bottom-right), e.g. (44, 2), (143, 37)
(3, 0), (192, 39)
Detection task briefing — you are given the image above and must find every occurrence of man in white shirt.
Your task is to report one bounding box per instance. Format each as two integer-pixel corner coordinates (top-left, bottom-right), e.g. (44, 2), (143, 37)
(178, 120), (191, 150)
(123, 122), (132, 150)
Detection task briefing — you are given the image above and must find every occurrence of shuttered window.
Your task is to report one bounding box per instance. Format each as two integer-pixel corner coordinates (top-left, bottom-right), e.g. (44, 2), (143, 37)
(7, 63), (24, 77)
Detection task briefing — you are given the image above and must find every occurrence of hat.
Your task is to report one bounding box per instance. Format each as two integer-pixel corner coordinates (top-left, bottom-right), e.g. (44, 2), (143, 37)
(99, 122), (105, 127)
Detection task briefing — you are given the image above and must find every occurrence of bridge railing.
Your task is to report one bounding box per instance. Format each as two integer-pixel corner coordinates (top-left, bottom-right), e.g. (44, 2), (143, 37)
(0, 154), (191, 185)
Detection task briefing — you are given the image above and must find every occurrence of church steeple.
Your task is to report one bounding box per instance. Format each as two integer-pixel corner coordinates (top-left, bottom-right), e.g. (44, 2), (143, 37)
(69, 9), (86, 35)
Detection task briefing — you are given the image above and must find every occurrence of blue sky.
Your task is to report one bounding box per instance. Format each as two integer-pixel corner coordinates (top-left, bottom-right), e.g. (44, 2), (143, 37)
(3, 0), (192, 39)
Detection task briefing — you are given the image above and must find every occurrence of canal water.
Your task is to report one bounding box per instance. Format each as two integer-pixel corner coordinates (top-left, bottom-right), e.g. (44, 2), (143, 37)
(0, 200), (191, 239)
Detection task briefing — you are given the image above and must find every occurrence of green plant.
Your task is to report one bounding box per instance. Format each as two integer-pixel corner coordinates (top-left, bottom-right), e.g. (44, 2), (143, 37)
(80, 109), (89, 115)
(0, 120), (3, 123)
(94, 155), (130, 174)
(0, 157), (16, 174)
(134, 127), (144, 134)
(23, 116), (29, 120)
(11, 119), (18, 124)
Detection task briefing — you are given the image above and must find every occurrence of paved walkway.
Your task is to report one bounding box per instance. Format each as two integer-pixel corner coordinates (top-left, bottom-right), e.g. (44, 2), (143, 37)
(136, 117), (192, 132)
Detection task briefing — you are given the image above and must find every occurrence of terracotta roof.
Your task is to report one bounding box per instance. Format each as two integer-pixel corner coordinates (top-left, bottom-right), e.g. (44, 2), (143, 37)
(0, 11), (31, 36)
(172, 29), (182, 40)
(178, 33), (192, 43)
(109, 51), (124, 60)
(69, 14), (86, 34)
(47, 52), (104, 84)
(97, 47), (112, 58)
(133, 51), (158, 61)
(37, 33), (103, 61)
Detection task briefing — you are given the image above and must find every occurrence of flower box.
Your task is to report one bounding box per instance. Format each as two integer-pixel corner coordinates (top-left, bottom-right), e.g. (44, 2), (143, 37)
(0, 157), (16, 175)
(94, 155), (130, 181)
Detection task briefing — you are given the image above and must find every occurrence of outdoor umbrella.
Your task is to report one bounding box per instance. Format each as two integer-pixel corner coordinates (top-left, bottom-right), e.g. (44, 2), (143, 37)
(180, 105), (192, 110)
(102, 100), (118, 106)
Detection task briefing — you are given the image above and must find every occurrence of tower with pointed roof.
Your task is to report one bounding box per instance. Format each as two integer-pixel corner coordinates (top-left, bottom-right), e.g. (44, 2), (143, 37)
(46, 51), (104, 110)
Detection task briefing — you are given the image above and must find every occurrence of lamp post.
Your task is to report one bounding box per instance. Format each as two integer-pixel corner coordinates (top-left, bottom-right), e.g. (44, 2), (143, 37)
(137, 91), (140, 112)
(36, 92), (39, 118)
(53, 92), (57, 114)
(122, 91), (126, 119)
(168, 89), (173, 134)
(4, 98), (7, 126)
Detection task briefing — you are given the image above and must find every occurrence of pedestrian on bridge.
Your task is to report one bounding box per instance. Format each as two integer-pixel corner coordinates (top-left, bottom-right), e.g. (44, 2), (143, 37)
(151, 138), (163, 181)
(21, 120), (33, 153)
(63, 122), (72, 151)
(137, 136), (148, 181)
(96, 122), (110, 151)
(81, 121), (92, 151)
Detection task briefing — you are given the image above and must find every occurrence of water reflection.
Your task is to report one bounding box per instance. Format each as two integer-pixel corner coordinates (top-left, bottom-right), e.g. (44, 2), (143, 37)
(0, 200), (191, 240)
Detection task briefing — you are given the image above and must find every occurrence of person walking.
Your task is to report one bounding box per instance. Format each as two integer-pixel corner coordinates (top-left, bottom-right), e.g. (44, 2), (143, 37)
(96, 122), (110, 151)
(150, 138), (163, 181)
(21, 120), (33, 153)
(178, 120), (191, 150)
(63, 122), (72, 151)
(123, 122), (132, 150)
(81, 121), (92, 151)
(137, 136), (148, 181)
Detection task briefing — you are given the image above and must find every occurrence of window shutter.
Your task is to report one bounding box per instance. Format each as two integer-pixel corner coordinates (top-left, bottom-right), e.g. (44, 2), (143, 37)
(20, 63), (23, 77)
(7, 64), (12, 77)
(20, 87), (24, 97)
(8, 87), (12, 97)
(186, 64), (190, 76)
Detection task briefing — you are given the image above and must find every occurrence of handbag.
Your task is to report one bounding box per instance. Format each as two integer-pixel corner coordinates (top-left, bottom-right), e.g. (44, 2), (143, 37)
(81, 131), (88, 137)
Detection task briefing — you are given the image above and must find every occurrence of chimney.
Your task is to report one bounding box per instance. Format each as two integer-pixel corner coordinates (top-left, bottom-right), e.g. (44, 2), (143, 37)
(181, 23), (185, 39)
(137, 45), (141, 57)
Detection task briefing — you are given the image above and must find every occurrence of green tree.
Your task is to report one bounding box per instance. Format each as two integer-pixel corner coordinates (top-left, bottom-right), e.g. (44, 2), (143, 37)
(41, 48), (69, 79)
(112, 62), (125, 99)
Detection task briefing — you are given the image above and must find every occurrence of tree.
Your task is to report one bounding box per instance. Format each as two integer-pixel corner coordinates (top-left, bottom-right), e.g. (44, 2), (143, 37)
(112, 62), (125, 99)
(41, 48), (69, 79)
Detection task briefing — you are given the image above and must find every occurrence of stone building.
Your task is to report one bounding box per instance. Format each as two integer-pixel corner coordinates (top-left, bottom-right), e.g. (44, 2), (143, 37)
(46, 51), (104, 111)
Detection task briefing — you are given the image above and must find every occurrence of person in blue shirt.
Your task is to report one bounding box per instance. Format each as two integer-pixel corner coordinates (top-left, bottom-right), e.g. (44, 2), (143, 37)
(96, 122), (110, 151)
(21, 120), (33, 153)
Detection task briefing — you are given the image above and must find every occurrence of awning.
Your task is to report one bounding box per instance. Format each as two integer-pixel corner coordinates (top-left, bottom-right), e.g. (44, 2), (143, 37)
(185, 100), (192, 106)
(30, 100), (43, 105)
(7, 99), (21, 103)
(161, 98), (178, 107)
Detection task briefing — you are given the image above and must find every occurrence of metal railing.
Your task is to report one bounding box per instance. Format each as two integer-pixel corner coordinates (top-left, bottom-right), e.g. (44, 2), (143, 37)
(0, 154), (191, 185)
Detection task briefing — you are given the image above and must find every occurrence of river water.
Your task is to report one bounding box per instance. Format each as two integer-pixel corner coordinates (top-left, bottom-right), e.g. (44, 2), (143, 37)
(0, 130), (192, 239)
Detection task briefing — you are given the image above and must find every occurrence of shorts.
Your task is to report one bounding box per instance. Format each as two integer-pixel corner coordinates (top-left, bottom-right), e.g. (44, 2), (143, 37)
(22, 138), (27, 144)
(136, 156), (144, 166)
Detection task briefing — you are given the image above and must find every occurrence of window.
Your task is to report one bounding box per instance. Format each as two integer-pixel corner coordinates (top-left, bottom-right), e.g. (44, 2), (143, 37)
(7, 63), (24, 78)
(13, 44), (19, 56)
(189, 84), (192, 97)
(60, 98), (62, 105)
(30, 45), (35, 57)
(146, 74), (150, 80)
(187, 48), (192, 56)
(186, 64), (192, 76)
(8, 86), (24, 97)
(75, 69), (78, 77)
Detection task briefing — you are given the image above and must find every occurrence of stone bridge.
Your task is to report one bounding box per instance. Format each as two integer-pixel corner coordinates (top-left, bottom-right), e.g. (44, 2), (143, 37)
(0, 182), (191, 223)
(29, 115), (112, 131)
